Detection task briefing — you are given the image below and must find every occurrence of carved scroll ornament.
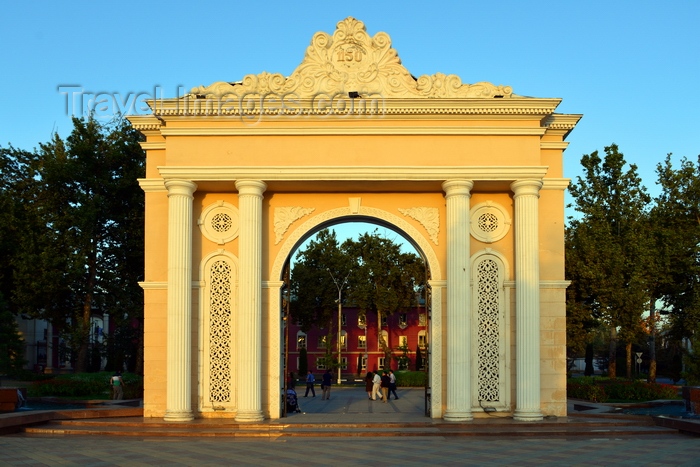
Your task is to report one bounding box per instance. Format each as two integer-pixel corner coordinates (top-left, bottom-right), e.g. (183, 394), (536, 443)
(191, 17), (512, 100)
(399, 207), (439, 245)
(274, 207), (315, 244)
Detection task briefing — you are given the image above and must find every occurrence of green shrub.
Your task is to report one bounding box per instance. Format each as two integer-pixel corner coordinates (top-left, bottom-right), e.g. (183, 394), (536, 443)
(27, 372), (143, 399)
(567, 378), (608, 402)
(603, 380), (679, 401)
(567, 377), (680, 403)
(395, 371), (427, 387)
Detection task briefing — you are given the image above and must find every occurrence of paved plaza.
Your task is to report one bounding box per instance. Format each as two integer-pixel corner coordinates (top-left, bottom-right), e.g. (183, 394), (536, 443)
(2, 433), (700, 466)
(1, 388), (699, 465)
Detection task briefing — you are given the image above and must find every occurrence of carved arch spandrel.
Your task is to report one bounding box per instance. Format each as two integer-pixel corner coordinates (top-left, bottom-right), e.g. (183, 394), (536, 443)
(274, 206), (315, 245)
(398, 207), (439, 245)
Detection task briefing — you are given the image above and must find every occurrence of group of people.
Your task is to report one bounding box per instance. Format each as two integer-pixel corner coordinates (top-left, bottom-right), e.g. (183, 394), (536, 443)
(285, 369), (400, 411)
(365, 369), (398, 402)
(302, 369), (333, 400)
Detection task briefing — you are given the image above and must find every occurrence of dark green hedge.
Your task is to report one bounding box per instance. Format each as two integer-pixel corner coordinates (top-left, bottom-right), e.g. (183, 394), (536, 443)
(567, 377), (680, 403)
(27, 372), (143, 399)
(394, 371), (427, 387)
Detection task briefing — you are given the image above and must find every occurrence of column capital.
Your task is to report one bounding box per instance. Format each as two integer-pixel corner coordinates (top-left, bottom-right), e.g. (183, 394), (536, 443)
(235, 179), (267, 196)
(510, 179), (542, 197)
(442, 179), (474, 197)
(164, 179), (197, 197)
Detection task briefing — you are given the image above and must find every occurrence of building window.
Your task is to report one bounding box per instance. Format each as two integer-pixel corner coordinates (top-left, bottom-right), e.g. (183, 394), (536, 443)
(318, 335), (327, 349)
(297, 332), (307, 350)
(358, 314), (366, 327)
(341, 313), (347, 326)
(316, 358), (326, 370)
(381, 315), (388, 327)
(340, 330), (347, 349)
(419, 313), (427, 327)
(378, 357), (385, 370)
(398, 313), (408, 329)
(398, 336), (408, 348)
(360, 356), (367, 371)
(379, 330), (389, 350)
(358, 335), (366, 349)
(340, 357), (348, 370)
(418, 331), (427, 348)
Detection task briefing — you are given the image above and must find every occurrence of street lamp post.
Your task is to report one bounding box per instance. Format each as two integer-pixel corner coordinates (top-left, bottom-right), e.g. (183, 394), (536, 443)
(327, 268), (351, 385)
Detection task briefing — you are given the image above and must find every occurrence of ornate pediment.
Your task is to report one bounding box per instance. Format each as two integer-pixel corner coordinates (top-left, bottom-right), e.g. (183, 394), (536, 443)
(191, 17), (513, 100)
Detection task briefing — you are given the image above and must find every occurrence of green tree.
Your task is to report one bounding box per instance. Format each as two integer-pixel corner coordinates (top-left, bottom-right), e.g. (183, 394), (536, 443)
(0, 292), (25, 375)
(567, 144), (651, 378)
(290, 227), (426, 370)
(290, 229), (353, 370)
(650, 155), (700, 381)
(343, 231), (425, 363)
(11, 116), (145, 373)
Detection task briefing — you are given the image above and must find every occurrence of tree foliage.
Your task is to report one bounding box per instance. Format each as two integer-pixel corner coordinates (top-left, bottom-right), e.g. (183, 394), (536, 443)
(290, 227), (425, 368)
(651, 155), (700, 340)
(1, 116), (145, 373)
(567, 144), (651, 378)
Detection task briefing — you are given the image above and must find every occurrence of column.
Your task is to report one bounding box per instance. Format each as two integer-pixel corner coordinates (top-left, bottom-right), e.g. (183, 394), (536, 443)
(511, 179), (543, 421)
(441, 180), (474, 421)
(235, 179), (267, 422)
(164, 179), (197, 422)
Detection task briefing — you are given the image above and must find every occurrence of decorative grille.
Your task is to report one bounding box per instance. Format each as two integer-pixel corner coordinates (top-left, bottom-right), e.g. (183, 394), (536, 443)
(209, 260), (232, 402)
(476, 258), (500, 402)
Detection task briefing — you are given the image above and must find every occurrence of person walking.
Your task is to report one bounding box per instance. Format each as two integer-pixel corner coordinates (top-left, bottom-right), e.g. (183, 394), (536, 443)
(388, 369), (399, 400)
(372, 371), (382, 400)
(304, 370), (316, 397)
(110, 371), (125, 400)
(364, 371), (374, 400)
(321, 369), (332, 400)
(380, 371), (391, 403)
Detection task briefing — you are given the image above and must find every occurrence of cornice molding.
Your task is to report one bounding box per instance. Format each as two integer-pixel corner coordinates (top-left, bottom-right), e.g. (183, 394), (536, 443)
(540, 141), (569, 150)
(157, 166), (550, 182)
(158, 126), (546, 137)
(146, 97), (562, 118)
(139, 281), (167, 290)
(541, 179), (570, 190)
(138, 178), (167, 193)
(127, 115), (162, 131)
(140, 142), (166, 150)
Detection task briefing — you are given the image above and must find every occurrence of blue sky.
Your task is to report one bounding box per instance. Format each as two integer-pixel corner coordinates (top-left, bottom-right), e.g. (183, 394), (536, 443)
(2, 1), (698, 222)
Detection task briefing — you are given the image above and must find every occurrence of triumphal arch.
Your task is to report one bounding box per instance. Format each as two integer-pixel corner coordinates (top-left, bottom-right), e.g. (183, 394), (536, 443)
(129, 17), (580, 422)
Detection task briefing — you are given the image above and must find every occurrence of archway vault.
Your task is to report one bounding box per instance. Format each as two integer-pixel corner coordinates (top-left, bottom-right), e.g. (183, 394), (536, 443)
(267, 203), (444, 419)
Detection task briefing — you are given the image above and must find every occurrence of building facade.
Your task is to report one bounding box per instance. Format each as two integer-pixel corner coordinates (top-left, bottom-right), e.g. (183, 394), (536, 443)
(128, 17), (580, 422)
(287, 306), (428, 378)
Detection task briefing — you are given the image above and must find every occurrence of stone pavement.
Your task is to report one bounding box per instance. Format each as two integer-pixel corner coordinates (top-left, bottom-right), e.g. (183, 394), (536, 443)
(3, 432), (700, 466)
(1, 388), (700, 466)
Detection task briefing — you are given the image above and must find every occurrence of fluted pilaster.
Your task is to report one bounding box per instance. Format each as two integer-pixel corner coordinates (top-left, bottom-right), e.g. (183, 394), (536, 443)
(164, 179), (197, 422)
(235, 179), (267, 422)
(511, 179), (543, 421)
(442, 180), (474, 421)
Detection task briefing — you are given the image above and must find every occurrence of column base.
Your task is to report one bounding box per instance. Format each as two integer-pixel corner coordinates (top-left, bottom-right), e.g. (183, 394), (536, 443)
(164, 410), (194, 422)
(443, 411), (473, 422)
(235, 410), (264, 422)
(513, 409), (543, 422)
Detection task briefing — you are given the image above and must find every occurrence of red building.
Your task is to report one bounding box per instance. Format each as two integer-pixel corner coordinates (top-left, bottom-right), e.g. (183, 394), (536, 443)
(285, 305), (428, 378)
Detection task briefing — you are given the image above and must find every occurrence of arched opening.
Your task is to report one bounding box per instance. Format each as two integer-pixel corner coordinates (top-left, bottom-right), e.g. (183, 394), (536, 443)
(278, 218), (433, 417)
